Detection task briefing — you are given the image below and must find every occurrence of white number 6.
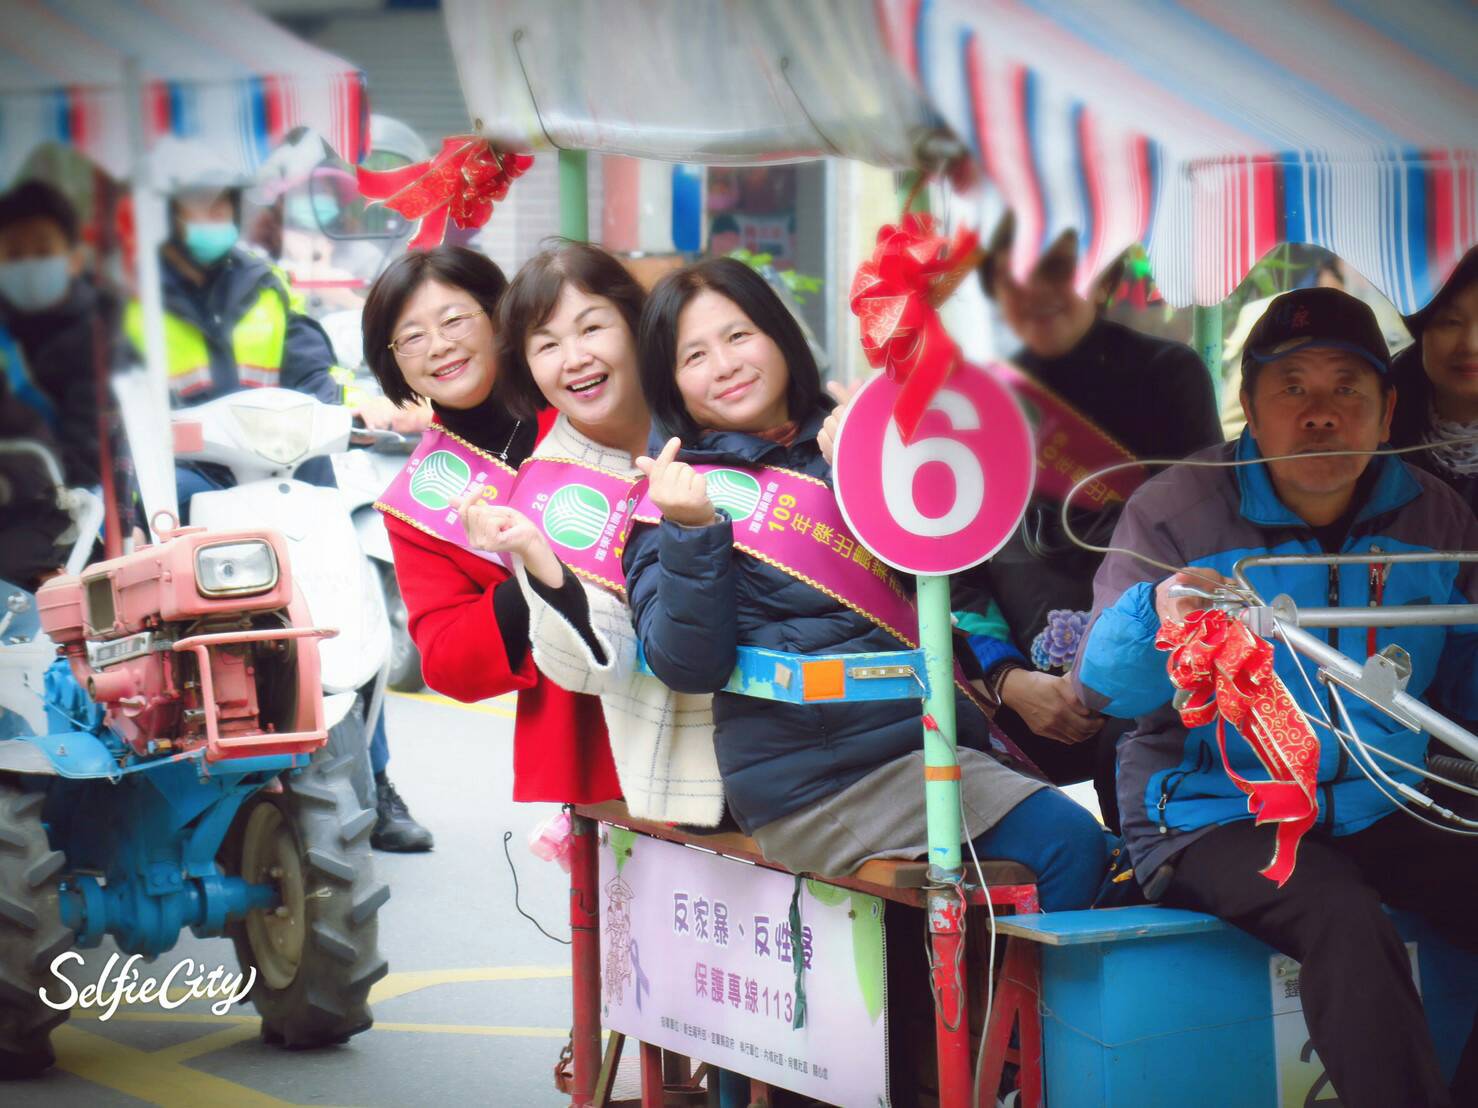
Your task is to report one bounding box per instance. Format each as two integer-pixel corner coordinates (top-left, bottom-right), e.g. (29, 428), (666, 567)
(879, 389), (985, 537)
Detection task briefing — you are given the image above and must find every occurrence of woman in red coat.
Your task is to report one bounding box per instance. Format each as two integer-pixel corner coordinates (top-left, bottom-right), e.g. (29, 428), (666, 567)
(362, 246), (620, 803)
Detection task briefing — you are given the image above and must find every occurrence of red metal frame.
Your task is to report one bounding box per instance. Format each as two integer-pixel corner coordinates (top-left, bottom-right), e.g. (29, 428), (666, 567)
(976, 937), (1044, 1108)
(931, 883), (973, 1106)
(172, 625), (337, 759)
(569, 812), (602, 1107)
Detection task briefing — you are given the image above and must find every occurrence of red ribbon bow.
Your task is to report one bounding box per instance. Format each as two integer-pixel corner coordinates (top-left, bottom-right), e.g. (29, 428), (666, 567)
(357, 136), (534, 250)
(848, 213), (979, 442)
(1157, 609), (1322, 886)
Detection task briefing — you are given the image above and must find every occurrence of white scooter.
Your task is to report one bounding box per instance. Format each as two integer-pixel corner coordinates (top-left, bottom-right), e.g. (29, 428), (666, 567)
(171, 387), (394, 807)
(319, 307), (425, 693)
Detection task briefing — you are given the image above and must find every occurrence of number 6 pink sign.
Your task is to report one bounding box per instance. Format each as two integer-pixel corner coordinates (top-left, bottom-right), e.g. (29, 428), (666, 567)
(832, 362), (1035, 575)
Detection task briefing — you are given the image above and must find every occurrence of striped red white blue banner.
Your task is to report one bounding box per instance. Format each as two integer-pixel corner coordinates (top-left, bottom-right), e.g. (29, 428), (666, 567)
(885, 0), (1478, 312)
(0, 0), (368, 186)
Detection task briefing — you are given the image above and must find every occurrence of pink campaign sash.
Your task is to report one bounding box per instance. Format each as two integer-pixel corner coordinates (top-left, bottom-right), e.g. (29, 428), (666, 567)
(986, 361), (1147, 507)
(373, 428), (913, 639)
(374, 428), (1001, 719)
(630, 465), (920, 646)
(372, 426), (520, 567)
(372, 428), (638, 591)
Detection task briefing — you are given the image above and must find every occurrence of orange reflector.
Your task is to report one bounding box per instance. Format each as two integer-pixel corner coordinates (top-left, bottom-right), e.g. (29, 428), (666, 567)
(924, 765), (962, 782)
(800, 659), (846, 701)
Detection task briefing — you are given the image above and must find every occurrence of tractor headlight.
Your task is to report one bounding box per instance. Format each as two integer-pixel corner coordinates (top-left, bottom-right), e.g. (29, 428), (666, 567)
(195, 541), (279, 597)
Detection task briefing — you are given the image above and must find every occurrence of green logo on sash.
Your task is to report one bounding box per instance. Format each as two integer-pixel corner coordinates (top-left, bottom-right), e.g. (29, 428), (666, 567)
(410, 451), (472, 510)
(706, 469), (762, 522)
(544, 485), (612, 551)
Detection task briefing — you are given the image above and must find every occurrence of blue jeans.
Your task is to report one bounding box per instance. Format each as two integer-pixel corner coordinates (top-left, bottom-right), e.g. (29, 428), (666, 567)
(969, 787), (1108, 911)
(370, 711), (389, 776)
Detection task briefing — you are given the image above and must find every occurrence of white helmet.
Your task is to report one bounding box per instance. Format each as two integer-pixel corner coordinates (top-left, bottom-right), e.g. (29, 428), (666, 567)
(149, 136), (251, 195)
(367, 115), (429, 168)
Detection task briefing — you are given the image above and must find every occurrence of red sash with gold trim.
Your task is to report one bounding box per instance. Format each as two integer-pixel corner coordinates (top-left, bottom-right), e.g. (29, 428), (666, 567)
(987, 361), (1148, 508)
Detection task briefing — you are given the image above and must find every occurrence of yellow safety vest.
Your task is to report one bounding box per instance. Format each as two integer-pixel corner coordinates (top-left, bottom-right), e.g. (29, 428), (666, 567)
(125, 285), (288, 402)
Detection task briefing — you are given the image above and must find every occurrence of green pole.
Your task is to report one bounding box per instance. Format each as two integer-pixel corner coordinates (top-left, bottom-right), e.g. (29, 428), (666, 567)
(918, 573), (962, 879)
(1192, 302), (1225, 406)
(896, 170), (930, 216)
(559, 149), (589, 241)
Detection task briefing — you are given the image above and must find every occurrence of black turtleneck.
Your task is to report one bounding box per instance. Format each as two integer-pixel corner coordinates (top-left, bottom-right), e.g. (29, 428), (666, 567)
(1014, 317), (1222, 460)
(432, 392), (538, 466)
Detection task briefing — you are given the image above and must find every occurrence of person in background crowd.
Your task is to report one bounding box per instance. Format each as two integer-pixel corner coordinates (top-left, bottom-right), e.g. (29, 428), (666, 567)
(625, 257), (1107, 909)
(1075, 287), (1478, 1108)
(1390, 247), (1478, 514)
(0, 180), (118, 489)
(954, 214), (1222, 830)
(132, 139), (429, 851)
(0, 347), (72, 591)
(363, 245), (621, 811)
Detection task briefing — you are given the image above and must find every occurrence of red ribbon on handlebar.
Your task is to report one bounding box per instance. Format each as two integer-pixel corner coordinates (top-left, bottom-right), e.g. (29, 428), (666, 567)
(848, 212), (980, 443)
(1157, 609), (1321, 886)
(357, 137), (534, 250)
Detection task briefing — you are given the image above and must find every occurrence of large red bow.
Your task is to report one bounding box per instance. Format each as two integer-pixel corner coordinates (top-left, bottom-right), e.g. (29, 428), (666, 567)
(1157, 609), (1321, 886)
(848, 213), (979, 442)
(357, 137), (533, 250)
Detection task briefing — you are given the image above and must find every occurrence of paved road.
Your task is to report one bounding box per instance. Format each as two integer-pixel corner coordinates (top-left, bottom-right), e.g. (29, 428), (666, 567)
(11, 691), (580, 1108)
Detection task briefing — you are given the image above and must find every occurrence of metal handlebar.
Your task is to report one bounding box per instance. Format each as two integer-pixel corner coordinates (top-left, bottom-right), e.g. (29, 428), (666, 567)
(0, 439), (66, 490)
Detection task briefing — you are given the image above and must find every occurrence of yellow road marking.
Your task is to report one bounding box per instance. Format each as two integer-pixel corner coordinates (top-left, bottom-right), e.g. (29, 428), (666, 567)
(54, 1023), (293, 1107)
(370, 964), (571, 1004)
(388, 690), (517, 719)
(63, 964), (570, 1019)
(151, 1022), (263, 1065)
(51, 963), (575, 1104)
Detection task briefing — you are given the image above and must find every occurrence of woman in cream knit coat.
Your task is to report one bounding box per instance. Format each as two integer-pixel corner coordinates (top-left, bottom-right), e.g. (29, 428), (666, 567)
(456, 242), (724, 827)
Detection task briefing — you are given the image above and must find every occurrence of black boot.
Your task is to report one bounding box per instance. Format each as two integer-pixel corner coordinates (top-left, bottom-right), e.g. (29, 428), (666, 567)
(371, 773), (434, 852)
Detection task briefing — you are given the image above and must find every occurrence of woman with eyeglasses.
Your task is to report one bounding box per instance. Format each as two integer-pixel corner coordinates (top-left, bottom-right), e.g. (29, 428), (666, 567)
(950, 214), (1223, 833)
(362, 245), (621, 807)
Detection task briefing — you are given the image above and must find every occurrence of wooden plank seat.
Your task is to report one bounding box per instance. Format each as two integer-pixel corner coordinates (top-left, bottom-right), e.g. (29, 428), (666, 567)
(574, 800), (1036, 907)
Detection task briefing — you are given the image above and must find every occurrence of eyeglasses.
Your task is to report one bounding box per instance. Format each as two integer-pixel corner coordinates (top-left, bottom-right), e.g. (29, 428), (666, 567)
(389, 310), (485, 358)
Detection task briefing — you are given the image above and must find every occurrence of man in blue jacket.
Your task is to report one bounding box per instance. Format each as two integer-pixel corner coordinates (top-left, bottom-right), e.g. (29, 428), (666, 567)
(1074, 287), (1478, 1108)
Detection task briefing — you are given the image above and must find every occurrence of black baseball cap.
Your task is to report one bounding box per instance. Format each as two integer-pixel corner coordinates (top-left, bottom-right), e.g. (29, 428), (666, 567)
(1242, 286), (1390, 377)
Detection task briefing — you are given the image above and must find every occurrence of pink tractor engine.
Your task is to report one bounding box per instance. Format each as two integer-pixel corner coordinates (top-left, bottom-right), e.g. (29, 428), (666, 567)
(35, 520), (335, 762)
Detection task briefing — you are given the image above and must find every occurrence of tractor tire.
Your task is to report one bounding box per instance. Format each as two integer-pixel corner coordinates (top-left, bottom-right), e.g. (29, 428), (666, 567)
(225, 740), (389, 1050)
(0, 780), (73, 1079)
(324, 694), (375, 816)
(382, 568), (425, 694)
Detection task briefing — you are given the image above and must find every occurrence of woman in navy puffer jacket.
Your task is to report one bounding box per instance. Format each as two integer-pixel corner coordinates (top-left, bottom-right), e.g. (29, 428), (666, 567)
(623, 258), (1106, 909)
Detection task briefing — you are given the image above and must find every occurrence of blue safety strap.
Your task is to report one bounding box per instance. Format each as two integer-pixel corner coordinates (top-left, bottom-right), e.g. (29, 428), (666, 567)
(0, 325), (58, 433)
(636, 643), (931, 704)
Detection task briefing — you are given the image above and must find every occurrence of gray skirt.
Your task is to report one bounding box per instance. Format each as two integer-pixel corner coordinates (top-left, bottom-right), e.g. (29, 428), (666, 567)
(751, 748), (1045, 877)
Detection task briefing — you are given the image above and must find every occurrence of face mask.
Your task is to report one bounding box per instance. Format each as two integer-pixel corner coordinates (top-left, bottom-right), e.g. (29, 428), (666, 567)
(287, 194), (341, 229)
(0, 255), (70, 313)
(183, 221), (239, 267)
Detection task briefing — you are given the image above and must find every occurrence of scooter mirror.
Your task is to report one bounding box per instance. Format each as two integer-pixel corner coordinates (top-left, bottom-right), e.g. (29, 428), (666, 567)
(310, 156), (408, 242)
